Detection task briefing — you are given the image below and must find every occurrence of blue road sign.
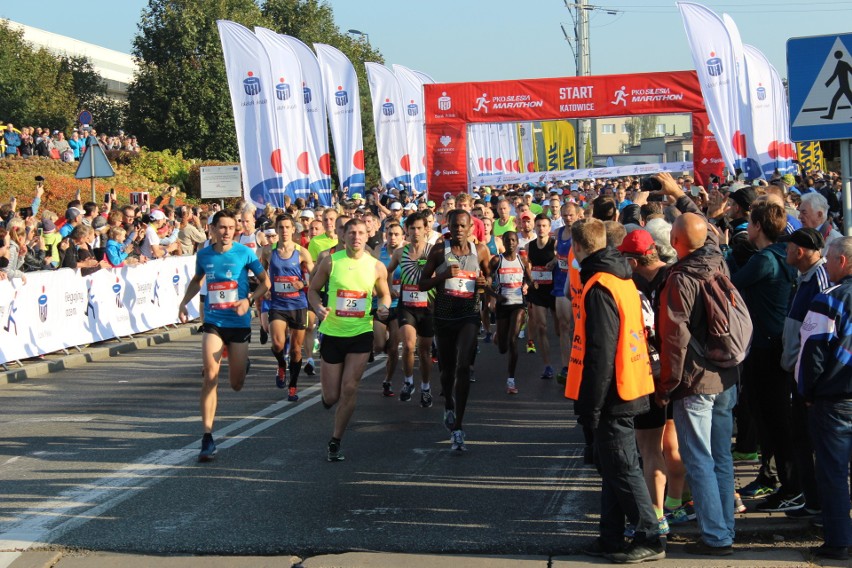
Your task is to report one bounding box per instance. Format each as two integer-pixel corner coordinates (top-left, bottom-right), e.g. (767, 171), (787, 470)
(78, 110), (93, 125)
(788, 33), (852, 142)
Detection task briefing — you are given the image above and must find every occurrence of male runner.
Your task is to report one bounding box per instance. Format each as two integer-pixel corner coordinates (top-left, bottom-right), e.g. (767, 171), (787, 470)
(526, 214), (556, 379)
(262, 214), (313, 401)
(179, 210), (270, 462)
(373, 221), (404, 397)
(308, 218), (391, 462)
(420, 209), (491, 451)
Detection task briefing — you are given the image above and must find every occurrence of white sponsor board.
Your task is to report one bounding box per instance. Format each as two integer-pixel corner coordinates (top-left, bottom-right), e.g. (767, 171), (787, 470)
(200, 165), (243, 199)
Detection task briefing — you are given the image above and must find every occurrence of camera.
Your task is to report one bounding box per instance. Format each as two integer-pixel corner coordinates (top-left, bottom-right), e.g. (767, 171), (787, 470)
(640, 177), (662, 192)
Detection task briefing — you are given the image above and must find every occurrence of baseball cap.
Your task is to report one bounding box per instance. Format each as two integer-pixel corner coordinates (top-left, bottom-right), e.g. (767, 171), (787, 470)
(403, 202), (417, 211)
(64, 208), (80, 222)
(390, 202), (403, 211)
(351, 193), (363, 200)
(523, 190), (534, 197)
(519, 211), (534, 220)
(300, 210), (315, 219)
(41, 219), (56, 233)
(426, 200), (436, 208)
(729, 187), (757, 211)
(617, 229), (656, 256)
(92, 216), (108, 230)
(778, 227), (825, 251)
(150, 209), (167, 221)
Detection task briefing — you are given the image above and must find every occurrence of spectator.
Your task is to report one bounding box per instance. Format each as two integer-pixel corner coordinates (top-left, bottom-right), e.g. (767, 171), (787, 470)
(54, 132), (73, 162)
(177, 206), (206, 255)
(68, 130), (83, 160)
(3, 219), (28, 282)
(140, 210), (168, 259)
(3, 124), (20, 157)
(61, 224), (105, 276)
(105, 226), (144, 267)
(798, 192), (842, 255)
(59, 209), (82, 238)
(41, 219), (61, 267)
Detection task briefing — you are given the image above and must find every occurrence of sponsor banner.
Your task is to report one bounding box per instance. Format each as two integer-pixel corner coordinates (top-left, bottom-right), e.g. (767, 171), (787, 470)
(541, 121), (577, 171)
(253, 27), (311, 207)
(518, 122), (536, 173)
(496, 123), (521, 174)
(474, 161), (693, 186)
(278, 35), (333, 202)
(314, 43), (366, 194)
(217, 21), (280, 208)
(393, 64), (434, 194)
(677, 2), (742, 173)
(424, 69), (720, 197)
(0, 257), (200, 365)
(722, 14), (762, 179)
(797, 141), (826, 173)
(691, 111), (726, 183)
(467, 124), (492, 176)
(366, 62), (412, 189)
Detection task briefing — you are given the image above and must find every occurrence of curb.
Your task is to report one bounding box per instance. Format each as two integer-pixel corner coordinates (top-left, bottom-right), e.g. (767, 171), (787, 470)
(0, 324), (199, 386)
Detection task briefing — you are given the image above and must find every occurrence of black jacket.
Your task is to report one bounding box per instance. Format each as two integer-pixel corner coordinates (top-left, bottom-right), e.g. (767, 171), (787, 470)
(574, 246), (650, 428)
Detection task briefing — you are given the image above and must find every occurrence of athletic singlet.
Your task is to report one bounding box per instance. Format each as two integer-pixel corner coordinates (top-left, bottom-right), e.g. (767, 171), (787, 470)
(377, 244), (400, 309)
(517, 233), (535, 256)
(319, 249), (376, 337)
(433, 240), (480, 321)
(552, 226), (571, 298)
(399, 243), (433, 310)
(268, 245), (308, 311)
(494, 254), (525, 306)
(486, 235), (499, 256)
(238, 232), (260, 252)
(196, 242), (264, 328)
(527, 237), (555, 293)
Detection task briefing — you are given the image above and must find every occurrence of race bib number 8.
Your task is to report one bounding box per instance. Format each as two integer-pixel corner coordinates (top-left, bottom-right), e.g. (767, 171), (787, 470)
(274, 275), (300, 298)
(207, 280), (239, 310)
(445, 270), (477, 298)
(335, 289), (367, 318)
(402, 284), (428, 308)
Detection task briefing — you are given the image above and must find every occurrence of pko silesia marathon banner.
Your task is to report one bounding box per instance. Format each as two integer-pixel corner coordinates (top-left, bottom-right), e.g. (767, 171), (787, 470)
(423, 70), (723, 198)
(0, 257), (200, 365)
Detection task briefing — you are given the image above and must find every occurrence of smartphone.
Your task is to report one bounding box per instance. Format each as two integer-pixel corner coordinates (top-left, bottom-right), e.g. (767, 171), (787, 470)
(690, 186), (700, 196)
(19, 207), (33, 219)
(104, 192), (111, 204)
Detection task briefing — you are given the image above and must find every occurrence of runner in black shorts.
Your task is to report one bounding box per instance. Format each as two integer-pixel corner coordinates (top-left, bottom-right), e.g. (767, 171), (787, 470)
(526, 214), (557, 380)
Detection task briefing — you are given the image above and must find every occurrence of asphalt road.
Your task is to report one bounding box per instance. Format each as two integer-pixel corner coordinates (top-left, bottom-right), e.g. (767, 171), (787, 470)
(0, 326), (600, 557)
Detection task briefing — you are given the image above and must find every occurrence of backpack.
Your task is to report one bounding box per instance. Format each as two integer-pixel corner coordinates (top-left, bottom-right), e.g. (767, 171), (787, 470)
(689, 271), (753, 368)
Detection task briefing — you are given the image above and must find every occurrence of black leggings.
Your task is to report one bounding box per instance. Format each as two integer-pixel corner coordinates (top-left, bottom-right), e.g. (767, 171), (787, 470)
(435, 318), (479, 430)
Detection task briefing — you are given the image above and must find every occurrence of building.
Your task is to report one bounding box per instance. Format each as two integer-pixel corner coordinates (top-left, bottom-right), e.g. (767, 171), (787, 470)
(6, 20), (136, 100)
(591, 114), (692, 156)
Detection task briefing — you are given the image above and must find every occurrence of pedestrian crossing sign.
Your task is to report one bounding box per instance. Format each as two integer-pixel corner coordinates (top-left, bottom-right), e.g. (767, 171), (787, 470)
(788, 33), (852, 142)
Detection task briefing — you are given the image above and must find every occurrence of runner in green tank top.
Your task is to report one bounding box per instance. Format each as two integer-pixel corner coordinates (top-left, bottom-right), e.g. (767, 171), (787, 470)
(308, 218), (391, 462)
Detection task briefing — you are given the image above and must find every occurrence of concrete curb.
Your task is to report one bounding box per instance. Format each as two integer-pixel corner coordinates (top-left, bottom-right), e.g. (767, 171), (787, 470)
(0, 324), (199, 386)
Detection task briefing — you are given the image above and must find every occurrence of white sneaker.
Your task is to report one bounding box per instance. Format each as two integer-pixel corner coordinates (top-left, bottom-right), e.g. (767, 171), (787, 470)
(506, 378), (518, 395)
(450, 429), (466, 451)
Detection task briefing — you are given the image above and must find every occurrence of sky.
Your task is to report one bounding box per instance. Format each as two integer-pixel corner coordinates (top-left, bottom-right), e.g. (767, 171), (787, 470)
(1, 0), (851, 82)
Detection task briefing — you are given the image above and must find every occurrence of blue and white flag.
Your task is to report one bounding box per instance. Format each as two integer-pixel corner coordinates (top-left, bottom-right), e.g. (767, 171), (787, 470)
(392, 64), (434, 195)
(366, 62), (411, 189)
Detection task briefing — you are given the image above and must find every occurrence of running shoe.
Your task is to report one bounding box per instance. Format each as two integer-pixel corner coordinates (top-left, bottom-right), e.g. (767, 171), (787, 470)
(287, 386), (299, 402)
(304, 360), (316, 376)
(420, 388), (433, 408)
(518, 329), (525, 339)
(259, 327), (268, 345)
(506, 378), (518, 395)
(198, 434), (216, 463)
(275, 367), (286, 389)
(526, 339), (536, 353)
(732, 451), (760, 462)
(450, 429), (466, 451)
(739, 478), (779, 498)
(556, 366), (568, 386)
(734, 493), (747, 514)
(469, 368), (477, 383)
(400, 382), (414, 402)
(484, 331), (493, 344)
(540, 365), (554, 380)
(755, 492), (804, 513)
(327, 439), (344, 462)
(368, 351), (375, 363)
(665, 501), (696, 524)
(382, 381), (395, 397)
(443, 409), (456, 431)
(785, 506), (821, 519)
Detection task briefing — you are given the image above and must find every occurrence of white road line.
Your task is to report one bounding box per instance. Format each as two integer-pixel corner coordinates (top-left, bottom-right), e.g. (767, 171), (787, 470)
(0, 361), (385, 567)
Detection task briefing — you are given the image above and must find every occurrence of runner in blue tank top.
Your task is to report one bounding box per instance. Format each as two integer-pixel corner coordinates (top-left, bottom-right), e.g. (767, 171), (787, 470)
(261, 214), (314, 401)
(179, 210), (270, 463)
(372, 222), (404, 397)
(552, 203), (580, 383)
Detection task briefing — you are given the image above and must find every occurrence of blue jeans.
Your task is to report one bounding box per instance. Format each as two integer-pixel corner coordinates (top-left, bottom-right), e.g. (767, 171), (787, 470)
(809, 398), (852, 548)
(674, 385), (737, 547)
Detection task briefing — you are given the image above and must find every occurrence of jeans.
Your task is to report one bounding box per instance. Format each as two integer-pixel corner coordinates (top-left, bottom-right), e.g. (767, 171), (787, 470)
(595, 415), (659, 547)
(809, 399), (852, 548)
(674, 385), (737, 547)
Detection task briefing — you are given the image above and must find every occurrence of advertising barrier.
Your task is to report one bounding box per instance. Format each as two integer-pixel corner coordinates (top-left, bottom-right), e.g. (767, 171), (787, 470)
(0, 256), (201, 365)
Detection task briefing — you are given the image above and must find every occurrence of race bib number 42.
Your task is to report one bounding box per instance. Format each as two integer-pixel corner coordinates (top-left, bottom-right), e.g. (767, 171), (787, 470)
(273, 275), (300, 298)
(402, 284), (428, 308)
(207, 280), (239, 310)
(335, 289), (367, 318)
(445, 270), (477, 298)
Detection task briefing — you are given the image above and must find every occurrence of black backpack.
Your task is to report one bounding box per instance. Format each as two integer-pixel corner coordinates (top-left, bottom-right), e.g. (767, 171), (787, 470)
(689, 271), (753, 368)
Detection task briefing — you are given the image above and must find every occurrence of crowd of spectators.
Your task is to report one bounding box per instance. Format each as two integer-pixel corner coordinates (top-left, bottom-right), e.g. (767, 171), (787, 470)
(2, 122), (140, 162)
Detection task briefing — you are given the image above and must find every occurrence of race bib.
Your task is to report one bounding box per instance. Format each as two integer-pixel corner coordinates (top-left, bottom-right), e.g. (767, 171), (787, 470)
(207, 280), (239, 310)
(392, 278), (401, 297)
(531, 266), (553, 285)
(445, 270), (477, 298)
(273, 275), (300, 298)
(499, 267), (524, 305)
(402, 284), (428, 308)
(335, 289), (367, 318)
(557, 255), (569, 271)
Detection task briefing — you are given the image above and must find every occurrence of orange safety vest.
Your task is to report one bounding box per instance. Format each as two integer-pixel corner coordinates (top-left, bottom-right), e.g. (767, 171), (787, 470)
(567, 247), (583, 320)
(564, 271), (654, 402)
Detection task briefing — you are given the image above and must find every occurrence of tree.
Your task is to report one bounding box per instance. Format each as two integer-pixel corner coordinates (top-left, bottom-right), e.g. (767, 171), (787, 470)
(60, 55), (108, 113)
(625, 116), (658, 148)
(261, 0), (384, 188)
(89, 95), (129, 135)
(126, 0), (267, 161)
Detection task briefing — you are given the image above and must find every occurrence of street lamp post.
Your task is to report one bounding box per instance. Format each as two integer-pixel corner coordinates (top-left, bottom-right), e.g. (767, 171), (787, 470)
(347, 29), (370, 44)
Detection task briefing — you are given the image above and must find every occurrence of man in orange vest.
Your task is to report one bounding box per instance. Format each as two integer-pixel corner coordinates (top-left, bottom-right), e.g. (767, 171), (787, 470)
(565, 218), (664, 563)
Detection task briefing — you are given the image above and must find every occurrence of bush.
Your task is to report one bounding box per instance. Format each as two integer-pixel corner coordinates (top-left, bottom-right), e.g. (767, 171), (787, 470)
(125, 149), (194, 188)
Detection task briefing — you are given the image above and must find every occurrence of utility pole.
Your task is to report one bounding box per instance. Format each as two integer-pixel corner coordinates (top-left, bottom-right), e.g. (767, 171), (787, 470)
(575, 0), (591, 169)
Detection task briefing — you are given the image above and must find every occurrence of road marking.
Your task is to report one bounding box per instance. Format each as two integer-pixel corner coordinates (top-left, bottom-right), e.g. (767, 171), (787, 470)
(0, 361), (385, 567)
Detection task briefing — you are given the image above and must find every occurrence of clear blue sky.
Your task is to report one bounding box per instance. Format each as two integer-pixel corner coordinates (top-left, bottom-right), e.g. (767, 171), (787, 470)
(2, 0), (851, 82)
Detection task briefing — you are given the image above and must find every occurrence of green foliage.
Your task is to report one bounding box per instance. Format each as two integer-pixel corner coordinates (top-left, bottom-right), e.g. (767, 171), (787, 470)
(125, 149), (194, 188)
(625, 116), (659, 147)
(59, 55), (107, 112)
(88, 96), (129, 135)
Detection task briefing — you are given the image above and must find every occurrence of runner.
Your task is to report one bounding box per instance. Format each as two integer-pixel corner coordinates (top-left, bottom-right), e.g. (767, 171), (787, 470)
(526, 214), (556, 380)
(387, 212), (434, 407)
(178, 210), (271, 462)
(481, 215), (503, 344)
(553, 203), (580, 384)
(261, 214), (314, 401)
(373, 221), (404, 397)
(420, 209), (491, 452)
(493, 198), (516, 237)
(307, 218), (391, 462)
(488, 231), (531, 394)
